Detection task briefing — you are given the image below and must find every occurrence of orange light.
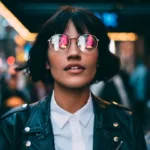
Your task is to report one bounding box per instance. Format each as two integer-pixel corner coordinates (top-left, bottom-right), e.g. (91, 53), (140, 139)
(6, 97), (25, 108)
(108, 32), (138, 41)
(0, 2), (138, 42)
(0, 2), (37, 41)
(7, 56), (15, 66)
(14, 34), (26, 46)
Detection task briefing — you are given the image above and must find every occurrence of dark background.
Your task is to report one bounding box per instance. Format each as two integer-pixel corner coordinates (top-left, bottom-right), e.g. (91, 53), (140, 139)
(2, 0), (150, 34)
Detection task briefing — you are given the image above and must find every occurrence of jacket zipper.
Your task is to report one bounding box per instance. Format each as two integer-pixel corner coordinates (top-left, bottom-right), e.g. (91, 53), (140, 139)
(115, 141), (123, 150)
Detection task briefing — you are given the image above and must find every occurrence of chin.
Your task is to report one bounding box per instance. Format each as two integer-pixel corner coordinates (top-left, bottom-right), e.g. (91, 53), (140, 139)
(54, 76), (95, 89)
(61, 79), (92, 89)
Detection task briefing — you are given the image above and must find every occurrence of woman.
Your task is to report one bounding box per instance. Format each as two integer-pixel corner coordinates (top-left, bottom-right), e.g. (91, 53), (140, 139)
(0, 6), (147, 150)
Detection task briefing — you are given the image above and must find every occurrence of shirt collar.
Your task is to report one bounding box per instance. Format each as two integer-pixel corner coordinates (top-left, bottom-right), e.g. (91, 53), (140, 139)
(50, 90), (94, 129)
(51, 91), (72, 129)
(75, 93), (93, 127)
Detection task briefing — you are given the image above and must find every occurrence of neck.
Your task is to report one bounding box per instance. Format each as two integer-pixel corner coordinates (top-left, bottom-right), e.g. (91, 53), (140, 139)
(53, 83), (90, 114)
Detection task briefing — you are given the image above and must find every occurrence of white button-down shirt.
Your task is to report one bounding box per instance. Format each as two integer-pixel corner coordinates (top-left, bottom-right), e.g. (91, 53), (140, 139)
(50, 91), (94, 150)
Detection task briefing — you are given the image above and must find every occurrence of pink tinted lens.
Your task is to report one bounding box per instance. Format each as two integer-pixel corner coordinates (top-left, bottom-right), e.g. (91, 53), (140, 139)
(85, 35), (95, 49)
(59, 35), (69, 49)
(78, 34), (97, 52)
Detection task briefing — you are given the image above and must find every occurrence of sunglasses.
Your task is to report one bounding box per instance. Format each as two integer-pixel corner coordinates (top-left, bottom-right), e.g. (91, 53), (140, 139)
(48, 34), (99, 53)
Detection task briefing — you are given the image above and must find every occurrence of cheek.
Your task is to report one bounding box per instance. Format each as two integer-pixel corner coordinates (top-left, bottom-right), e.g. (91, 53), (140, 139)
(48, 53), (64, 73)
(86, 52), (98, 71)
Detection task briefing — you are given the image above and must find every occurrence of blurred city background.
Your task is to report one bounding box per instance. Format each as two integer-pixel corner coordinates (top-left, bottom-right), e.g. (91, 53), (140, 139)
(0, 0), (150, 148)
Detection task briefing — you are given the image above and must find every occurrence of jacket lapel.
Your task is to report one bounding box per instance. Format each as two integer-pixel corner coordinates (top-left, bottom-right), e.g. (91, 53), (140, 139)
(92, 94), (122, 150)
(22, 92), (55, 150)
(22, 91), (123, 150)
(92, 94), (111, 150)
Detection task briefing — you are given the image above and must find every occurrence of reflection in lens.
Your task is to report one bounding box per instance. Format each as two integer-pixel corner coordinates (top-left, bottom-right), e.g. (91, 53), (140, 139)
(51, 34), (60, 51)
(50, 34), (69, 51)
(78, 34), (96, 52)
(86, 35), (94, 49)
(59, 35), (68, 49)
(50, 34), (97, 52)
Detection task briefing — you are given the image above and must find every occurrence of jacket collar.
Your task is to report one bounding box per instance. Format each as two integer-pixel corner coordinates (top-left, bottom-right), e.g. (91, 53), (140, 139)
(24, 92), (52, 133)
(24, 91), (121, 150)
(24, 91), (115, 130)
(92, 94), (121, 150)
(92, 93), (118, 128)
(24, 91), (120, 130)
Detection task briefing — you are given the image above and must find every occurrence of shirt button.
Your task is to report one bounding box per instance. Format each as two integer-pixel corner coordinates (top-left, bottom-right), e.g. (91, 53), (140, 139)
(26, 141), (31, 147)
(114, 136), (119, 142)
(22, 104), (28, 108)
(24, 127), (30, 132)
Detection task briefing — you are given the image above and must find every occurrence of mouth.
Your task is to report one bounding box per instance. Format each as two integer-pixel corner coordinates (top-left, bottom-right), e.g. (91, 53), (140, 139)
(64, 64), (85, 73)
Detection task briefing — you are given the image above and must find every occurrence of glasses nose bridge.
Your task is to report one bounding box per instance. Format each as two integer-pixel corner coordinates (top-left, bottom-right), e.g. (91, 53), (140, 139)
(69, 37), (78, 40)
(68, 37), (80, 53)
(69, 37), (78, 45)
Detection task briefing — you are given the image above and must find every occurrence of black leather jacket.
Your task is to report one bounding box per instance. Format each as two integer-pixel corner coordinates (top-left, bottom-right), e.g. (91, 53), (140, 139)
(0, 92), (147, 150)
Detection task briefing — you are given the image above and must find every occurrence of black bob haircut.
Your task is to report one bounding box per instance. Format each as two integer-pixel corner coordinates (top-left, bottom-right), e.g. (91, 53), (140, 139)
(16, 6), (120, 84)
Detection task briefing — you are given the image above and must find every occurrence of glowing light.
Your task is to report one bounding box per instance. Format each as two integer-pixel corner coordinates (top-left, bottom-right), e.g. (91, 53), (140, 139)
(108, 33), (138, 41)
(0, 58), (2, 66)
(109, 40), (116, 54)
(14, 35), (26, 46)
(6, 97), (25, 108)
(0, 2), (37, 41)
(94, 12), (101, 20)
(7, 56), (15, 66)
(0, 2), (138, 42)
(94, 12), (118, 27)
(102, 13), (118, 27)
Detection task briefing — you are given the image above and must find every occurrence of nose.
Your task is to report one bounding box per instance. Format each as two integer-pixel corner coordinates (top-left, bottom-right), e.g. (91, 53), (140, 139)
(67, 39), (81, 61)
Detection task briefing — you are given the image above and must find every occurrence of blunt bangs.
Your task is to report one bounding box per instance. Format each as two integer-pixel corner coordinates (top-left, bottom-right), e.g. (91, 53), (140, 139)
(41, 6), (109, 40)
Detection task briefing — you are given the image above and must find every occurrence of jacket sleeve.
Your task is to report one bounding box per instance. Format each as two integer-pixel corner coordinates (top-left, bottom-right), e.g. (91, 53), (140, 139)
(0, 119), (12, 150)
(132, 114), (147, 150)
(0, 105), (30, 150)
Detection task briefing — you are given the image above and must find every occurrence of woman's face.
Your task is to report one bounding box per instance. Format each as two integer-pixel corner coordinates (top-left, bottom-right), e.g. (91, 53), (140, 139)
(48, 21), (99, 89)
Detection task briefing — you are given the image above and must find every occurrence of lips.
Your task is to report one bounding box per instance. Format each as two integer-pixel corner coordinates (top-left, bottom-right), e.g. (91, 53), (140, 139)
(64, 64), (85, 71)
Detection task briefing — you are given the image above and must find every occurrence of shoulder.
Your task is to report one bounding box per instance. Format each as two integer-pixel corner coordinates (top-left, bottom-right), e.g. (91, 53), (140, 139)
(0, 101), (41, 142)
(111, 101), (132, 114)
(93, 94), (132, 116)
(0, 100), (40, 122)
(0, 104), (29, 119)
(0, 94), (49, 123)
(93, 95), (135, 130)
(0, 96), (49, 143)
